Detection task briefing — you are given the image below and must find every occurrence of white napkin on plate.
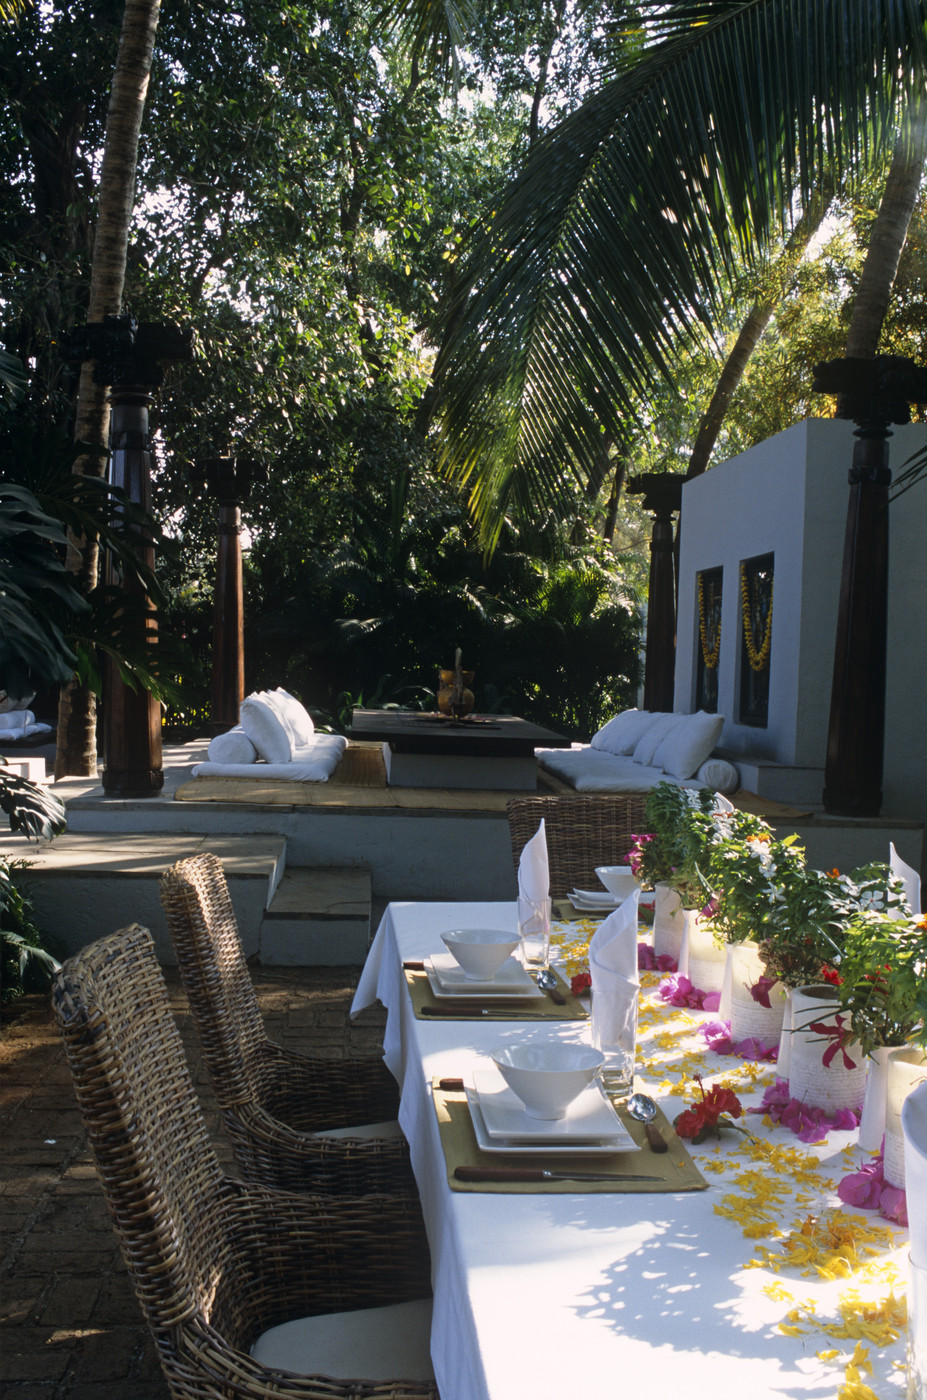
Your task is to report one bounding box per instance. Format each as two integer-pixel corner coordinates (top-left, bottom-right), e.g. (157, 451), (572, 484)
(588, 889), (640, 1056)
(517, 819), (549, 904)
(890, 841), (922, 915)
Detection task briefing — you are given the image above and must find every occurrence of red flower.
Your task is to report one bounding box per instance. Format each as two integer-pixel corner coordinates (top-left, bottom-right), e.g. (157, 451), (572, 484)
(673, 1074), (745, 1141)
(570, 971), (592, 996)
(818, 965), (842, 986)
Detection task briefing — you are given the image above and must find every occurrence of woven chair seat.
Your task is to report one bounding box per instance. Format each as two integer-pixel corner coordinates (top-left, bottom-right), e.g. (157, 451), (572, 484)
(53, 925), (437, 1400)
(160, 852), (414, 1195)
(507, 794), (648, 898)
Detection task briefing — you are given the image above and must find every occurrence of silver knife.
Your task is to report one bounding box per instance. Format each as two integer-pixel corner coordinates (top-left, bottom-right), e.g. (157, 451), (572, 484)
(455, 1165), (663, 1183)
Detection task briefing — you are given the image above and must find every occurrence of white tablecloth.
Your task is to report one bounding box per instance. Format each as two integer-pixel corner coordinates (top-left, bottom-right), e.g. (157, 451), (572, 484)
(352, 902), (909, 1400)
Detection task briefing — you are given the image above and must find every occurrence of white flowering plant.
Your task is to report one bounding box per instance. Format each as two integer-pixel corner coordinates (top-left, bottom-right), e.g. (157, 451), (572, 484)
(694, 806), (807, 948)
(759, 861), (910, 991)
(636, 782), (726, 906)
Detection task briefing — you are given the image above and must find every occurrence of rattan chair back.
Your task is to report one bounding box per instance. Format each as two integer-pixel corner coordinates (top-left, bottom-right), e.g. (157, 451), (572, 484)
(53, 924), (230, 1332)
(507, 793), (648, 897)
(52, 927), (438, 1399)
(159, 851), (264, 1110)
(159, 853), (410, 1196)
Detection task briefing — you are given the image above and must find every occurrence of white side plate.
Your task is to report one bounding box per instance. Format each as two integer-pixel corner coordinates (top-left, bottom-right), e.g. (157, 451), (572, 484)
(426, 953), (543, 1000)
(472, 1068), (639, 1148)
(465, 1086), (639, 1155)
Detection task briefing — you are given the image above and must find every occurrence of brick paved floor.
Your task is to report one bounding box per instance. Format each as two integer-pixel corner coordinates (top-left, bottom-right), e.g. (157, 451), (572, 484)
(0, 967), (389, 1398)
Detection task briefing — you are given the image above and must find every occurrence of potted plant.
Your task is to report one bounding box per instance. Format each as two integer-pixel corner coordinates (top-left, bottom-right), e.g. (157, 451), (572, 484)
(760, 861), (911, 1107)
(631, 782), (723, 969)
(696, 806), (806, 1041)
(836, 909), (927, 1151)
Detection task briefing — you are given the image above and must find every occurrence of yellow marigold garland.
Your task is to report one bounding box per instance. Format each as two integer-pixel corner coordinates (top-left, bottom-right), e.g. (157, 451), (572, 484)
(740, 562), (773, 672)
(697, 572), (721, 669)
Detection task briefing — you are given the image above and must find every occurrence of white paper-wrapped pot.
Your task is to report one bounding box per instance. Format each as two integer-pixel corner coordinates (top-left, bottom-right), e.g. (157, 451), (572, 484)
(652, 884), (685, 966)
(786, 985), (867, 1114)
(727, 941), (788, 1045)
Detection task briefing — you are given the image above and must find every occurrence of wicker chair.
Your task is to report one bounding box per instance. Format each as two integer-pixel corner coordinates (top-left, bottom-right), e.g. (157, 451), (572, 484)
(507, 793), (649, 898)
(159, 851), (414, 1196)
(53, 925), (437, 1400)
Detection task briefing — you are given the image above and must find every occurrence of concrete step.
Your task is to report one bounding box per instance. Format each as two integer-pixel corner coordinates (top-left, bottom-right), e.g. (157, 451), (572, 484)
(9, 833), (287, 964)
(260, 867), (372, 965)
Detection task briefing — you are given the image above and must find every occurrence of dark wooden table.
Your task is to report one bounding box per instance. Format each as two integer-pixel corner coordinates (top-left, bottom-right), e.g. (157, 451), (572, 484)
(348, 710), (572, 790)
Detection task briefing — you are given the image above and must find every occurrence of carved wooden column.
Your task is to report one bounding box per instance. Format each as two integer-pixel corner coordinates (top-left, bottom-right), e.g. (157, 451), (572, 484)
(190, 455), (265, 735)
(813, 355), (927, 817)
(627, 473), (684, 712)
(62, 316), (192, 796)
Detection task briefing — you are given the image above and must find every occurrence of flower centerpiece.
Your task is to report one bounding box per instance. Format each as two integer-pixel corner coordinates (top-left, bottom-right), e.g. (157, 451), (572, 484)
(834, 908), (927, 1153)
(836, 909), (927, 1060)
(632, 782), (727, 981)
(693, 807), (806, 1041)
(759, 862), (911, 1115)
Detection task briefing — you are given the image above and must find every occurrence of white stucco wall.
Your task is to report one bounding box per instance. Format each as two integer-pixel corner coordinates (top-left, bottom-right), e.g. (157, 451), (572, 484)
(675, 418), (926, 822)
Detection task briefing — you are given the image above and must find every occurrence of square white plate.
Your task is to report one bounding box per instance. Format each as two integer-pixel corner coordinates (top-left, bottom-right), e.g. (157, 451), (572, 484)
(465, 1087), (639, 1156)
(426, 953), (543, 999)
(472, 1068), (639, 1148)
(569, 890), (622, 911)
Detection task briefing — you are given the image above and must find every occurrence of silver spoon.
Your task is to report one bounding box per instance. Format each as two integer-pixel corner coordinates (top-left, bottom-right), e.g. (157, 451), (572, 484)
(535, 968), (567, 1005)
(627, 1092), (668, 1153)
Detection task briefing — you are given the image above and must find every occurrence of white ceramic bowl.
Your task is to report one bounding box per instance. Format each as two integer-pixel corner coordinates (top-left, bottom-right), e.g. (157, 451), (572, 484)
(595, 865), (638, 899)
(491, 1042), (605, 1120)
(441, 928), (520, 981)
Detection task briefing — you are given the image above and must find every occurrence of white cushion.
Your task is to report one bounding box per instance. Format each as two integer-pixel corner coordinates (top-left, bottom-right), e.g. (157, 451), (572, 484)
(651, 711), (725, 779)
(695, 757), (739, 794)
(536, 748), (669, 791)
(589, 709), (660, 756)
(631, 713), (681, 766)
(240, 692), (294, 763)
(191, 734), (348, 782)
(311, 1119), (403, 1141)
(264, 688), (315, 747)
(207, 726), (258, 764)
(251, 1297), (434, 1381)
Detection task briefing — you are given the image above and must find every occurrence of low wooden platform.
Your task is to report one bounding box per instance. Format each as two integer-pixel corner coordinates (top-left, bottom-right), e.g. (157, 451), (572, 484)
(174, 742), (571, 810)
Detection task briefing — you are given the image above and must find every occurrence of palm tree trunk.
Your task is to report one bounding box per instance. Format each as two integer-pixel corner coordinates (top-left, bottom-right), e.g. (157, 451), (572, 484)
(842, 106), (927, 360)
(54, 0), (162, 779)
(686, 176), (837, 480)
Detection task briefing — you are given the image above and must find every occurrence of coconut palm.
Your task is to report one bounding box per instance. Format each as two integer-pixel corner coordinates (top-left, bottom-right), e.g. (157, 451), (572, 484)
(434, 0), (927, 549)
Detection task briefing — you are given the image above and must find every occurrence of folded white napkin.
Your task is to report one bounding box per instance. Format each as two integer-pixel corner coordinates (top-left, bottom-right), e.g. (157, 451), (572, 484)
(890, 841), (922, 915)
(517, 820), (549, 905)
(589, 890), (640, 1059)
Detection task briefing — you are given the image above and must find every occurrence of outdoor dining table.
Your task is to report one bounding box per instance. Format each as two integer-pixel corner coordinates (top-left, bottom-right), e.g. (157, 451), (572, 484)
(351, 901), (910, 1400)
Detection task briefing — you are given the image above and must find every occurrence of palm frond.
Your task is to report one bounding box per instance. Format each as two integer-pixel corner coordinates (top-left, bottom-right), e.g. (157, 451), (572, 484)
(375, 0), (475, 83)
(435, 0), (927, 548)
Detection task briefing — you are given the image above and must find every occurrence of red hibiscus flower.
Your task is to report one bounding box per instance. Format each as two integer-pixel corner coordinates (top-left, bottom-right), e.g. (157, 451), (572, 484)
(570, 971), (592, 996)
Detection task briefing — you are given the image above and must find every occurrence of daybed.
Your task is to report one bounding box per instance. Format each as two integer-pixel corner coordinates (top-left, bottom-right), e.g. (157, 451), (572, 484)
(535, 708), (740, 794)
(191, 689), (347, 781)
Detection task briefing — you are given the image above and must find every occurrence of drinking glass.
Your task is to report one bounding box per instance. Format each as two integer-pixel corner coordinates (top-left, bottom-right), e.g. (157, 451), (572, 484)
(518, 895), (551, 969)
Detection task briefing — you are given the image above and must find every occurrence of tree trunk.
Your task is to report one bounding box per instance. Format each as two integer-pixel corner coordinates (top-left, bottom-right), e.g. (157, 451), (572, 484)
(842, 106), (927, 360)
(686, 176), (837, 480)
(55, 0), (162, 779)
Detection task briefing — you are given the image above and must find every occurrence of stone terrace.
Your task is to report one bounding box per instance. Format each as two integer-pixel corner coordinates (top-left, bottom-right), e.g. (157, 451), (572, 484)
(0, 964), (389, 1399)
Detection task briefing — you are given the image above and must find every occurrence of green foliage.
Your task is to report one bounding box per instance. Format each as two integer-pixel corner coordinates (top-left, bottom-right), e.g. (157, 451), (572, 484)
(637, 782), (724, 904)
(758, 862), (910, 991)
(0, 860), (64, 1004)
(835, 912), (927, 1057)
(697, 806), (807, 946)
(435, 0), (927, 546)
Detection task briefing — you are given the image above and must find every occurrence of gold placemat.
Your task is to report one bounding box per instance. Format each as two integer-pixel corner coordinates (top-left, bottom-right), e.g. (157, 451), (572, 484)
(433, 1079), (708, 1193)
(405, 967), (589, 1021)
